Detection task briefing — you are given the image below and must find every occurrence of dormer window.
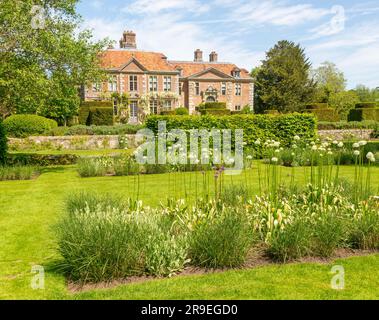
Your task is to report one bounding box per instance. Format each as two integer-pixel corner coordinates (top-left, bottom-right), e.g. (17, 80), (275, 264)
(232, 68), (241, 78)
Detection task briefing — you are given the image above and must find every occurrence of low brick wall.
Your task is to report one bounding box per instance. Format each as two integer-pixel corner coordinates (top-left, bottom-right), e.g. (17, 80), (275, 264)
(318, 129), (374, 140)
(8, 135), (140, 150)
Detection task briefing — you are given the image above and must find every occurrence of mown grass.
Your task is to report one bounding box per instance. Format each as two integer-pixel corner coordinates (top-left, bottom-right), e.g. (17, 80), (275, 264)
(0, 164), (378, 300)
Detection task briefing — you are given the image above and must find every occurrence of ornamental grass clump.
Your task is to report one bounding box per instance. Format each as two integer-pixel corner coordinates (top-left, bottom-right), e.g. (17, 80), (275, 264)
(189, 208), (252, 268)
(56, 195), (190, 283)
(0, 165), (38, 181)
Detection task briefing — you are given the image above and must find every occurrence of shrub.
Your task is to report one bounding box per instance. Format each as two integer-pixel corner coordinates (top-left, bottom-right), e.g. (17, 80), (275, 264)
(267, 218), (311, 262)
(264, 110), (280, 115)
(355, 102), (378, 109)
(6, 153), (78, 166)
(65, 191), (128, 214)
(317, 120), (378, 130)
(200, 108), (231, 115)
(348, 204), (379, 250)
(198, 102), (227, 110)
(87, 107), (114, 126)
(0, 120), (7, 165)
(175, 107), (189, 115)
(306, 103), (328, 110)
(189, 209), (252, 268)
(56, 195), (188, 282)
(3, 115), (58, 138)
(113, 155), (140, 176)
(146, 114), (317, 148)
(306, 108), (339, 122)
(0, 165), (38, 181)
(310, 213), (345, 257)
(79, 101), (113, 125)
(219, 184), (250, 206)
(348, 108), (379, 122)
(77, 157), (110, 177)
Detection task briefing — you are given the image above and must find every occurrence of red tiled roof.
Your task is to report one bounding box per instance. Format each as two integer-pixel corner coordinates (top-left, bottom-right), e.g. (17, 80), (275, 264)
(99, 50), (177, 72)
(169, 61), (252, 79)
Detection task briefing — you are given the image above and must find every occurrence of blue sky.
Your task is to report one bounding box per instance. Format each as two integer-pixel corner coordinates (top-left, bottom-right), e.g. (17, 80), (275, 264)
(77, 0), (379, 89)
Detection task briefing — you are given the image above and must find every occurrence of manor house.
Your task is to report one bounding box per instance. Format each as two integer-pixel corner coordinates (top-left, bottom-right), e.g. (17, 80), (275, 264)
(84, 31), (254, 122)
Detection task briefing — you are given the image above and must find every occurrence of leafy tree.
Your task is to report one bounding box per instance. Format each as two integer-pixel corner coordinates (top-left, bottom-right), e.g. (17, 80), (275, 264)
(254, 41), (316, 113)
(0, 0), (111, 122)
(353, 85), (379, 102)
(0, 120), (7, 165)
(328, 91), (359, 120)
(312, 62), (346, 102)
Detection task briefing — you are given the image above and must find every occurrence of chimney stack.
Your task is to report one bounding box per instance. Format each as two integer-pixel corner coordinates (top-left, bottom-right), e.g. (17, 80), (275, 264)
(120, 30), (137, 49)
(209, 51), (218, 63)
(194, 49), (203, 62)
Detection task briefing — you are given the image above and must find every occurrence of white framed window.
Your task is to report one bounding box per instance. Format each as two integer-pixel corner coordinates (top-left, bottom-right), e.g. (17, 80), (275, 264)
(163, 100), (172, 110)
(235, 105), (241, 111)
(195, 82), (200, 95)
(129, 75), (138, 91)
(163, 76), (172, 92)
(233, 70), (241, 78)
(108, 76), (117, 92)
(235, 83), (242, 96)
(150, 100), (158, 114)
(221, 82), (226, 95)
(149, 76), (158, 92)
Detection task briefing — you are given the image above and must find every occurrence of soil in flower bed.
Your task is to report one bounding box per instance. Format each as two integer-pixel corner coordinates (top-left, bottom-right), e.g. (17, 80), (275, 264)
(67, 248), (378, 293)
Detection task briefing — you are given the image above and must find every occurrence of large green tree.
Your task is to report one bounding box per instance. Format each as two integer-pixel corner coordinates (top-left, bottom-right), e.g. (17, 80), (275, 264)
(0, 0), (111, 122)
(254, 40), (316, 113)
(353, 85), (379, 102)
(312, 61), (346, 103)
(328, 91), (359, 120)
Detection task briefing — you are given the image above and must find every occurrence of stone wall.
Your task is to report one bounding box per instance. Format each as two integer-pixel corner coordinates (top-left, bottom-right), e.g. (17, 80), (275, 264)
(8, 135), (140, 151)
(318, 129), (374, 141)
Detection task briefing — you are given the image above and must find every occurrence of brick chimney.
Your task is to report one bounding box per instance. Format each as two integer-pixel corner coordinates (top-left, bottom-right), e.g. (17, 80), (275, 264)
(194, 49), (203, 62)
(209, 51), (218, 62)
(120, 30), (137, 49)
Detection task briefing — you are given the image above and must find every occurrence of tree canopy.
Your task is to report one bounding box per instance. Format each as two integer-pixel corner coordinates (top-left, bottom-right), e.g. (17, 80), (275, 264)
(253, 40), (316, 114)
(312, 61), (346, 103)
(0, 0), (111, 123)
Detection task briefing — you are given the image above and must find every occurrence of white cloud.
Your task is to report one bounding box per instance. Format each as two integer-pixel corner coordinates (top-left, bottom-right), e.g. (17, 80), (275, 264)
(307, 21), (379, 88)
(232, 1), (329, 27)
(90, 0), (104, 10)
(122, 0), (209, 15)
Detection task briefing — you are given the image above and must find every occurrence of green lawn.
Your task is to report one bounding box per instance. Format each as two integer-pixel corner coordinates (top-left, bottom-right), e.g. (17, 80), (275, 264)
(0, 165), (378, 300)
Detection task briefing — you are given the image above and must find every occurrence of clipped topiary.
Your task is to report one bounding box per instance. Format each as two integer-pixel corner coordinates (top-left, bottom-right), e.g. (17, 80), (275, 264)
(3, 114), (58, 138)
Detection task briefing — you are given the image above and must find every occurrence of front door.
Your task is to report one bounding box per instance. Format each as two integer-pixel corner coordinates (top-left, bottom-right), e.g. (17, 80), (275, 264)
(129, 101), (138, 123)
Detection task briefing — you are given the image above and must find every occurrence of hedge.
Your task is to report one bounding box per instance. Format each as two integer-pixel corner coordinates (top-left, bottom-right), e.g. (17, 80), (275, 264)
(3, 115), (58, 138)
(305, 103), (328, 110)
(87, 107), (114, 126)
(306, 108), (339, 122)
(264, 110), (280, 115)
(6, 153), (78, 166)
(198, 102), (227, 110)
(0, 120), (7, 165)
(47, 124), (144, 136)
(200, 108), (231, 115)
(79, 101), (113, 125)
(317, 120), (378, 130)
(146, 113), (317, 148)
(355, 102), (378, 109)
(348, 108), (379, 122)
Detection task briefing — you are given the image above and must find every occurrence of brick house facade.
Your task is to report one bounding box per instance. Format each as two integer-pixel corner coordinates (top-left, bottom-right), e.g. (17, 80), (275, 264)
(84, 31), (254, 122)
